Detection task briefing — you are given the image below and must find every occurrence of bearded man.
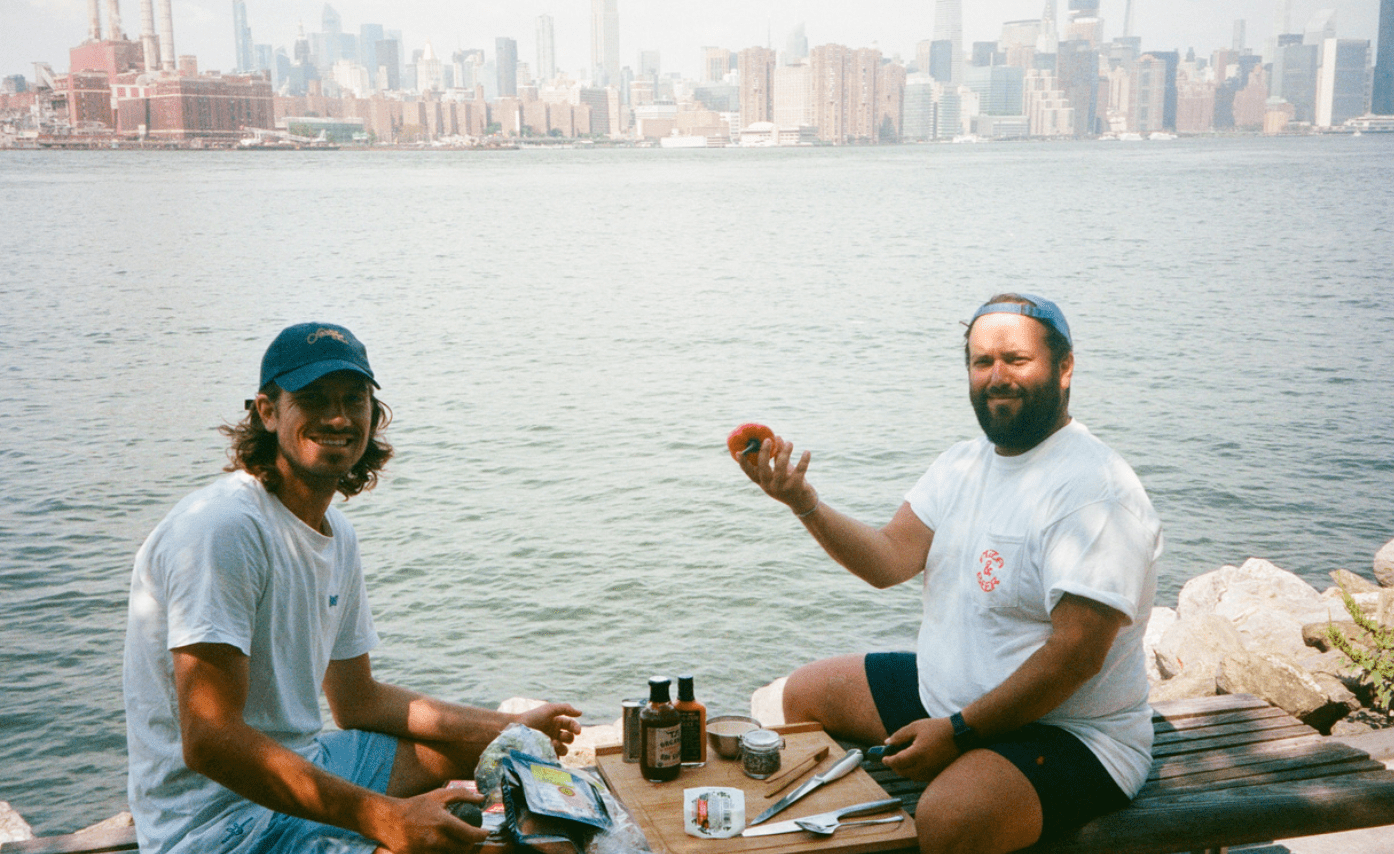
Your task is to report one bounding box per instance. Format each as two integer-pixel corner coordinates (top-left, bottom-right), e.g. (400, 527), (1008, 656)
(734, 294), (1162, 854)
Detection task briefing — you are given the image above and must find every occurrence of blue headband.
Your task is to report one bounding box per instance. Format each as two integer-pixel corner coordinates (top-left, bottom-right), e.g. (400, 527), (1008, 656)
(969, 294), (1072, 346)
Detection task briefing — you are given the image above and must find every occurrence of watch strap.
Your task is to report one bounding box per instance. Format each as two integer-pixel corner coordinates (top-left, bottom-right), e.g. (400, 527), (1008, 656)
(950, 711), (980, 753)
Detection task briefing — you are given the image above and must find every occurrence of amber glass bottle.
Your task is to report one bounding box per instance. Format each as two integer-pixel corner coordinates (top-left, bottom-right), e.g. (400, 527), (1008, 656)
(675, 674), (707, 767)
(640, 676), (682, 782)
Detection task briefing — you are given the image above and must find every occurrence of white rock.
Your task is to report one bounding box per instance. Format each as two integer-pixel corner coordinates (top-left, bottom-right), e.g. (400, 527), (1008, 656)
(0, 801), (34, 843)
(1143, 607), (1179, 684)
(79, 812), (133, 834)
(1374, 539), (1394, 588)
(1154, 614), (1247, 680)
(1149, 672), (1218, 703)
(1177, 558), (1341, 658)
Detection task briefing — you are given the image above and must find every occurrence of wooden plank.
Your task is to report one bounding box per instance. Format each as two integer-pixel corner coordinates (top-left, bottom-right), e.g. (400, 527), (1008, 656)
(1032, 769), (1394, 854)
(1145, 756), (1388, 796)
(1151, 724), (1316, 758)
(0, 827), (137, 854)
(1153, 714), (1309, 745)
(1149, 694), (1272, 721)
(1151, 737), (1365, 783)
(1152, 706), (1292, 736)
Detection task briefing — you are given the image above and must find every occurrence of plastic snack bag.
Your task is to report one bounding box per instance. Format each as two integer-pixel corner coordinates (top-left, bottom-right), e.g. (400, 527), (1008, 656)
(500, 750), (612, 854)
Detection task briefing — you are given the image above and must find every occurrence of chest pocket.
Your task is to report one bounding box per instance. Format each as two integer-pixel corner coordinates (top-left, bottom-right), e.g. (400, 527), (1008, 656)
(972, 533), (1036, 615)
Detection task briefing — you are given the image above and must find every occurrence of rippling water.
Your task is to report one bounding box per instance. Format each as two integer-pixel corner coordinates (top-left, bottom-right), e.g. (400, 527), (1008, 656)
(1, 138), (1391, 835)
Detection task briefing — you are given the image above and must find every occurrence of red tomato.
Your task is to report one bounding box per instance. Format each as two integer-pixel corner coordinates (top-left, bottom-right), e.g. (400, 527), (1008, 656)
(727, 423), (775, 461)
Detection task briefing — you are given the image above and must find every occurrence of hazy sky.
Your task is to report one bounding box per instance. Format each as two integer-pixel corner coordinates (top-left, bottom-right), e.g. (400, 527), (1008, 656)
(2, 0), (1382, 80)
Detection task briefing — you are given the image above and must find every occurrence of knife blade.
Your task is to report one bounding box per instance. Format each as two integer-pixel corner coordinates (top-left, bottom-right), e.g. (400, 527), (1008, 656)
(740, 797), (901, 837)
(747, 747), (863, 826)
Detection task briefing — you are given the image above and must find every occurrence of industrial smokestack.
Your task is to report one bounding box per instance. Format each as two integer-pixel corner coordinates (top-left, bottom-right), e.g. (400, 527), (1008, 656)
(105, 0), (122, 40)
(140, 0), (159, 71)
(89, 0), (102, 42)
(157, 0), (175, 70)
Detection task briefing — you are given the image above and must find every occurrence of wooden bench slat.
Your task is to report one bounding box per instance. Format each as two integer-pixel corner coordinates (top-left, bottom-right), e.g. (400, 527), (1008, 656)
(1152, 705), (1292, 736)
(0, 827), (137, 854)
(1150, 734), (1344, 780)
(1151, 723), (1317, 757)
(1153, 713), (1311, 745)
(1147, 753), (1384, 793)
(1149, 693), (1273, 721)
(1033, 769), (1394, 854)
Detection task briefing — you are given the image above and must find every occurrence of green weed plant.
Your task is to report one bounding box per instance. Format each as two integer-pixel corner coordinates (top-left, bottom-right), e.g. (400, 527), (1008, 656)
(1327, 584), (1394, 711)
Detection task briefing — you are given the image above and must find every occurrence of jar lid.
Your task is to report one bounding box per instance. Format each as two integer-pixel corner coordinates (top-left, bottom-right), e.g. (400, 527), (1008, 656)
(741, 728), (782, 750)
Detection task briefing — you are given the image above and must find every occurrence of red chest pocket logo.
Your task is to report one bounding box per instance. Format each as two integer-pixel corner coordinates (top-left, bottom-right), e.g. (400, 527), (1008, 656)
(977, 549), (1004, 592)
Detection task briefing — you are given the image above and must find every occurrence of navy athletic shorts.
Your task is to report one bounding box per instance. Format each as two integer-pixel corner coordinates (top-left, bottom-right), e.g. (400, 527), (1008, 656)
(864, 651), (1130, 841)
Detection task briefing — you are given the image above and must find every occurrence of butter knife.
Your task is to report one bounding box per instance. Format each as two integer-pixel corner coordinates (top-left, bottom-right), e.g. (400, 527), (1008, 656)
(740, 797), (901, 837)
(747, 748), (863, 826)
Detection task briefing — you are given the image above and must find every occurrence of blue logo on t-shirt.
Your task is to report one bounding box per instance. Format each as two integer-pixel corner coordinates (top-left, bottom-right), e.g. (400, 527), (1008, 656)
(329, 595), (339, 607)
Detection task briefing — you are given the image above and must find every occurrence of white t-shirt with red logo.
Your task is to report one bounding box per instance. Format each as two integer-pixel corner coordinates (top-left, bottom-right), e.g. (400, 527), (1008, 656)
(904, 420), (1162, 797)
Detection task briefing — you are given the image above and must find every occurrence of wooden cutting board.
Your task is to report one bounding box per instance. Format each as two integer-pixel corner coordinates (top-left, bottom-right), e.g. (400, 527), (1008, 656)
(594, 723), (916, 854)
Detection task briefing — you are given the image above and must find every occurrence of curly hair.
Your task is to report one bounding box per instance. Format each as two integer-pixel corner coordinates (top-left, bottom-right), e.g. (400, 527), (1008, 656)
(220, 385), (394, 499)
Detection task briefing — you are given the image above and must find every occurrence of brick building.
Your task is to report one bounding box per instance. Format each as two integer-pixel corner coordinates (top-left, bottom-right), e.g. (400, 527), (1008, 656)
(116, 73), (273, 141)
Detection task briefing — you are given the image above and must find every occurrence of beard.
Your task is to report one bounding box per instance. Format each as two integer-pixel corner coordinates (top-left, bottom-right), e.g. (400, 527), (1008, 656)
(971, 367), (1067, 453)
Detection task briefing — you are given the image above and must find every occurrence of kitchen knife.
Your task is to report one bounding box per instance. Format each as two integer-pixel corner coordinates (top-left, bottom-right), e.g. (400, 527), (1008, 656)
(747, 748), (864, 826)
(740, 797), (902, 837)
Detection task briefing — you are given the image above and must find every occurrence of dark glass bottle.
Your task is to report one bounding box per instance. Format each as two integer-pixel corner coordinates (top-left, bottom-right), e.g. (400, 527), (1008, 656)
(676, 674), (707, 767)
(640, 676), (682, 782)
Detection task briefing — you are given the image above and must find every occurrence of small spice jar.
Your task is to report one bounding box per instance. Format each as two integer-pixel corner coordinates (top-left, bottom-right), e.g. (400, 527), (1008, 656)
(740, 728), (785, 780)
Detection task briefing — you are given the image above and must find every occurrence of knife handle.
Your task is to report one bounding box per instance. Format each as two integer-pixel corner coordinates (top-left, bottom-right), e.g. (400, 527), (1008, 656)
(834, 798), (902, 819)
(818, 748), (864, 783)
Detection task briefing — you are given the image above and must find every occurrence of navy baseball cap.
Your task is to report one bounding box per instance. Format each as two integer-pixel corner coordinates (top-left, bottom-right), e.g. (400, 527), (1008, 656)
(969, 293), (1072, 347)
(259, 322), (379, 392)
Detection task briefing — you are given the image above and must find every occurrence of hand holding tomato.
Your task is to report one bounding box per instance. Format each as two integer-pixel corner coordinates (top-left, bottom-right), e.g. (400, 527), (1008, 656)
(727, 422), (775, 462)
(726, 422), (818, 517)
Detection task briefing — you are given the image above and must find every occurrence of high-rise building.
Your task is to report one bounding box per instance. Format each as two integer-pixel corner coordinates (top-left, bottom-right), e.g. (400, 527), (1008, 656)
(934, 0), (963, 82)
(1233, 19), (1246, 51)
(496, 37), (518, 97)
(876, 61), (906, 140)
(810, 43), (852, 142)
(536, 15), (556, 83)
(773, 62), (812, 128)
(902, 74), (937, 140)
(965, 64), (1026, 115)
(1376, 0), (1394, 114)
(785, 23), (808, 65)
(702, 47), (733, 82)
(738, 47), (776, 128)
(929, 40), (954, 82)
(1056, 39), (1098, 135)
(849, 47), (881, 141)
(232, 0), (253, 73)
(376, 38), (399, 91)
(591, 0), (619, 86)
(1315, 38), (1371, 126)
(1133, 54), (1168, 131)
(358, 24), (383, 88)
(1271, 42), (1319, 122)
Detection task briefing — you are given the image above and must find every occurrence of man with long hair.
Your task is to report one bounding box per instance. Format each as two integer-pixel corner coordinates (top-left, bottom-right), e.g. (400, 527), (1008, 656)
(124, 322), (581, 854)
(735, 295), (1162, 853)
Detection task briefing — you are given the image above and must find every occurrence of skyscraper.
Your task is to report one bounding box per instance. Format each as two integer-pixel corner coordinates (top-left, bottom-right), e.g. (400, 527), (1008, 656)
(536, 15), (556, 83)
(785, 23), (808, 65)
(933, 0), (963, 82)
(738, 46), (776, 128)
(1376, 0), (1394, 114)
(591, 0), (619, 86)
(496, 37), (518, 97)
(1316, 38), (1371, 126)
(232, 0), (253, 72)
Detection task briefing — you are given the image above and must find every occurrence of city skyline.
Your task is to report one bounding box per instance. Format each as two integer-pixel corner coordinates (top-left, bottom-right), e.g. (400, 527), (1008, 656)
(3, 0), (1382, 81)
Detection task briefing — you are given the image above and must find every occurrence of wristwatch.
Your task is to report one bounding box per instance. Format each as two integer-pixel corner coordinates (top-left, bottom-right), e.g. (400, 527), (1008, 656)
(949, 711), (981, 753)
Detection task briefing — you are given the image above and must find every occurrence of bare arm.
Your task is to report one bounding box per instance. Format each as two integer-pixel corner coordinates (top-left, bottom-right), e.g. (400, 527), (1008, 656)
(737, 435), (933, 588)
(174, 644), (508, 853)
(882, 593), (1128, 781)
(322, 653), (581, 762)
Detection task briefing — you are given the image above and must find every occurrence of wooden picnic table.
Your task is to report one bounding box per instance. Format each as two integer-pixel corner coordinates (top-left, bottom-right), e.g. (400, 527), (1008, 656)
(9, 693), (1394, 854)
(866, 693), (1394, 854)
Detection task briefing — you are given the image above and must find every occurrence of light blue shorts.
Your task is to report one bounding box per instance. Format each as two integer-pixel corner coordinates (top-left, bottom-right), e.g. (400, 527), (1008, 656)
(232, 730), (398, 854)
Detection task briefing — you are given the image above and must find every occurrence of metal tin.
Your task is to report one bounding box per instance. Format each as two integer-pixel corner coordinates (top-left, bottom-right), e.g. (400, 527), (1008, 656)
(740, 728), (785, 779)
(622, 698), (643, 763)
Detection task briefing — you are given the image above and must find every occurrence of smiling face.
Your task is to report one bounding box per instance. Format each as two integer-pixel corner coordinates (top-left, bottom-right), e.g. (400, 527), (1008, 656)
(966, 313), (1074, 455)
(257, 371), (374, 496)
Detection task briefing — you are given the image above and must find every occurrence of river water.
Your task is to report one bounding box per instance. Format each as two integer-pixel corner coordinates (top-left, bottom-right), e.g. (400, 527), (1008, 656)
(1, 137), (1391, 835)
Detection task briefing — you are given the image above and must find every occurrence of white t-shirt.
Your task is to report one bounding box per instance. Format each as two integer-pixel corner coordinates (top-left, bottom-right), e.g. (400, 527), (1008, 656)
(904, 420), (1162, 797)
(123, 471), (380, 854)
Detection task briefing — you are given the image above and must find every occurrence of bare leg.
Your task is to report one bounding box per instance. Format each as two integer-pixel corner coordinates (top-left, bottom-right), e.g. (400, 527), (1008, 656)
(782, 653), (888, 744)
(915, 749), (1043, 854)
